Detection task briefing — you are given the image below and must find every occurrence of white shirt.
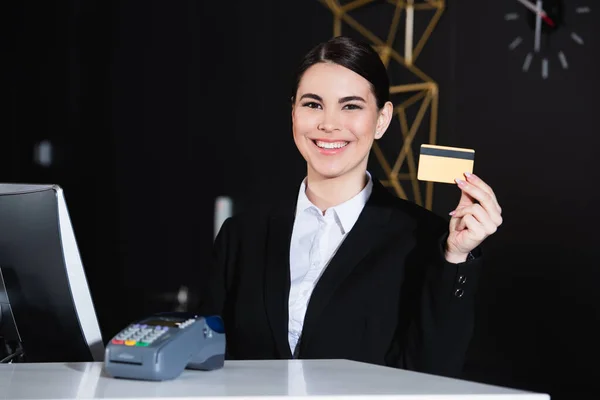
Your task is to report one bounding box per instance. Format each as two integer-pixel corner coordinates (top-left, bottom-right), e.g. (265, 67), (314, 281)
(288, 173), (373, 354)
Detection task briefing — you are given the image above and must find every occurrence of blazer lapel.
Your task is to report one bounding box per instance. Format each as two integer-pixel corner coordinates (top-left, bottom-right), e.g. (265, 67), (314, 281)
(263, 199), (296, 359)
(298, 180), (414, 353)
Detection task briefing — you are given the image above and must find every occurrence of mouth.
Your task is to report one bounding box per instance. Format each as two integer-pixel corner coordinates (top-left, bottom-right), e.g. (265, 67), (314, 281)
(312, 140), (350, 154)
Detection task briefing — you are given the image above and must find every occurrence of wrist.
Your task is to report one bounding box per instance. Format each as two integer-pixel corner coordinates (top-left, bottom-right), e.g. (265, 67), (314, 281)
(445, 251), (469, 264)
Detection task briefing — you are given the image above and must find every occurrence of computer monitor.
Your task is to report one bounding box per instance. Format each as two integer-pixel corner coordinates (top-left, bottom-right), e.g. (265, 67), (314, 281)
(0, 184), (104, 362)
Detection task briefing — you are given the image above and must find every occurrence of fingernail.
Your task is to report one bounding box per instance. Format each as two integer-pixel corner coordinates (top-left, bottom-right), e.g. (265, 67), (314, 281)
(455, 178), (465, 186)
(449, 210), (456, 216)
(464, 172), (473, 178)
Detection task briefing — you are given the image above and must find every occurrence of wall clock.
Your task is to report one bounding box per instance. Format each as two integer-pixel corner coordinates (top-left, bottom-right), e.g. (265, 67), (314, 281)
(505, 0), (591, 79)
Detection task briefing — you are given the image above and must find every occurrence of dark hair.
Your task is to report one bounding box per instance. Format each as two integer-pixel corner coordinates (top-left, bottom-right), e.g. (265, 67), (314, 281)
(292, 36), (390, 109)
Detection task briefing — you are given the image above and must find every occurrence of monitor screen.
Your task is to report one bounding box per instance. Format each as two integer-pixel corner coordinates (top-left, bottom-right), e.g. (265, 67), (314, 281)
(0, 184), (104, 362)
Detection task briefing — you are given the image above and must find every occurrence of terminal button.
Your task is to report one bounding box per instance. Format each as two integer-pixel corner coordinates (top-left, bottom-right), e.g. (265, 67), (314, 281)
(125, 340), (137, 346)
(178, 319), (196, 329)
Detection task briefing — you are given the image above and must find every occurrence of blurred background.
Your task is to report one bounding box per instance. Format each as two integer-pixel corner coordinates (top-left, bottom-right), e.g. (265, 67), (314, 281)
(4, 0), (600, 398)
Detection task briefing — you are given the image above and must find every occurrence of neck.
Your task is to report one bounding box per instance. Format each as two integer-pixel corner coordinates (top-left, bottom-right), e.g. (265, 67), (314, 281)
(304, 166), (368, 213)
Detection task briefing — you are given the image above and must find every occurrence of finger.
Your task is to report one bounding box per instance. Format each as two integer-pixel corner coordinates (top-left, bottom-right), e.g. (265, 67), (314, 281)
(455, 212), (480, 231)
(449, 215), (460, 232)
(456, 188), (476, 208)
(460, 214), (487, 241)
(457, 213), (477, 231)
(464, 174), (501, 214)
(464, 173), (502, 213)
(455, 178), (500, 217)
(451, 203), (503, 229)
(457, 216), (467, 231)
(464, 173), (493, 195)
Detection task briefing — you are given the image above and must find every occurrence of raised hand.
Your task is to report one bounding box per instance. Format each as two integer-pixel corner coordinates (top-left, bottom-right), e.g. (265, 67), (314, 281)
(445, 173), (503, 264)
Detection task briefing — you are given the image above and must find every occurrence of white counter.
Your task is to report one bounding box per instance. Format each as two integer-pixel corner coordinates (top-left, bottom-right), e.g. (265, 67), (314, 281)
(0, 359), (549, 399)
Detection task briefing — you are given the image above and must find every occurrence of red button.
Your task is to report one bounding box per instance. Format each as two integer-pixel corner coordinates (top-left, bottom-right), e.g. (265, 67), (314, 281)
(112, 339), (124, 345)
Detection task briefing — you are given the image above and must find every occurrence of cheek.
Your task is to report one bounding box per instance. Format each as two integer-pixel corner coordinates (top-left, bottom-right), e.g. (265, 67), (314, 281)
(344, 114), (378, 139)
(293, 109), (318, 135)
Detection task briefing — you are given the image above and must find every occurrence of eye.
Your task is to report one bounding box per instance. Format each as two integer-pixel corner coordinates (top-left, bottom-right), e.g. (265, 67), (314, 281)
(301, 102), (322, 109)
(343, 104), (363, 110)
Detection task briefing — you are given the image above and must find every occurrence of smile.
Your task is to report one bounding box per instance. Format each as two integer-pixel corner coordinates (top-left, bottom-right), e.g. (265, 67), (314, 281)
(314, 140), (349, 149)
(311, 139), (350, 155)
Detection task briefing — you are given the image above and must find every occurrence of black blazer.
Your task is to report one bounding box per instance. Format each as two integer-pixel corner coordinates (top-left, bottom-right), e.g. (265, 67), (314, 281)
(198, 178), (482, 378)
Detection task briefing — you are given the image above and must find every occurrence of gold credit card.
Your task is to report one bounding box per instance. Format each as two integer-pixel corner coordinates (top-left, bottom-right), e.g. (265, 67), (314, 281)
(417, 144), (475, 184)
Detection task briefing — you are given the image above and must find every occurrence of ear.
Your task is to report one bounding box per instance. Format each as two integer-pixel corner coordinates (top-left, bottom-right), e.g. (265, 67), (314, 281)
(374, 101), (393, 140)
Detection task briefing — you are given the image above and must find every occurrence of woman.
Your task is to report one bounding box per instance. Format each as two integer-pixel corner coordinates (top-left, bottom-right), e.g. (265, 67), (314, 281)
(199, 36), (502, 378)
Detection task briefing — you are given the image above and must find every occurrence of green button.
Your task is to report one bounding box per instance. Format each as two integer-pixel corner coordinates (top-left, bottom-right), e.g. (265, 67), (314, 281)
(136, 342), (150, 347)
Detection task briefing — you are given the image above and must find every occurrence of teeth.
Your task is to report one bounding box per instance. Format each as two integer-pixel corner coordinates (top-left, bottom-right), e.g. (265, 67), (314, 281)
(315, 140), (349, 149)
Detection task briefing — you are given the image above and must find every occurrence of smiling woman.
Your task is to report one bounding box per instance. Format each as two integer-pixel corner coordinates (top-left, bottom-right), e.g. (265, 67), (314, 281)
(290, 37), (393, 211)
(198, 36), (503, 379)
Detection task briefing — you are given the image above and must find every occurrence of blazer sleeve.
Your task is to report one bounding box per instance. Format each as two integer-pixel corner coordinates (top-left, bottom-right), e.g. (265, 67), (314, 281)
(390, 217), (483, 378)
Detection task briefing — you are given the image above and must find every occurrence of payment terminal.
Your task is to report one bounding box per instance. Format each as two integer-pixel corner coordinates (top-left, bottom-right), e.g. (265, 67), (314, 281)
(104, 312), (225, 381)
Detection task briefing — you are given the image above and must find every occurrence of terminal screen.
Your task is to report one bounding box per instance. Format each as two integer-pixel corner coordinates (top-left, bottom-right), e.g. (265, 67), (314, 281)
(143, 318), (186, 327)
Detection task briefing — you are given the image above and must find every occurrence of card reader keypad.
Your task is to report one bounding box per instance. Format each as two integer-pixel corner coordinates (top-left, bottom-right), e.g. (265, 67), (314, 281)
(112, 325), (167, 346)
(111, 319), (196, 347)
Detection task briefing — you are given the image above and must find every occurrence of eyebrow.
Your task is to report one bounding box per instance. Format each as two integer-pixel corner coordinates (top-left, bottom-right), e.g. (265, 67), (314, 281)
(299, 93), (323, 102)
(339, 96), (366, 103)
(298, 93), (366, 103)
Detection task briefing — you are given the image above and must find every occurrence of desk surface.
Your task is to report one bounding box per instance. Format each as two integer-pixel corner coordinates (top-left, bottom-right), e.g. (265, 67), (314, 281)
(0, 359), (548, 400)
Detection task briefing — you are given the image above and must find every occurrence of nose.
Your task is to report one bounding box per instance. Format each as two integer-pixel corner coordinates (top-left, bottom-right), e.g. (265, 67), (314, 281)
(317, 109), (341, 133)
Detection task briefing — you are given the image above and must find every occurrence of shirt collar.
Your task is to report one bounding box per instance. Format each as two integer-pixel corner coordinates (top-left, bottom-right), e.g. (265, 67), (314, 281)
(295, 172), (373, 234)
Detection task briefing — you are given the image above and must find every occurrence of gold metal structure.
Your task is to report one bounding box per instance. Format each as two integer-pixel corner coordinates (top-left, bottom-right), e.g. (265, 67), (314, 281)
(320, 0), (445, 210)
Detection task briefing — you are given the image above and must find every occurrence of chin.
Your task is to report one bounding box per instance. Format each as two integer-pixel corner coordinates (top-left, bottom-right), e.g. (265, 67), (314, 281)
(314, 170), (344, 180)
(301, 142), (369, 180)
(309, 162), (353, 180)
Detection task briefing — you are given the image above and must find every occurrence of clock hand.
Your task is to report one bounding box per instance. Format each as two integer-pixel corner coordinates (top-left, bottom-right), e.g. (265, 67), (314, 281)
(534, 0), (542, 52)
(516, 0), (556, 27)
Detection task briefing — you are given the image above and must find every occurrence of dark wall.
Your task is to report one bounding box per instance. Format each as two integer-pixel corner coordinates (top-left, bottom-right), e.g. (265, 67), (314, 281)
(108, 0), (330, 326)
(453, 1), (600, 397)
(5, 0), (122, 335)
(4, 1), (599, 398)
